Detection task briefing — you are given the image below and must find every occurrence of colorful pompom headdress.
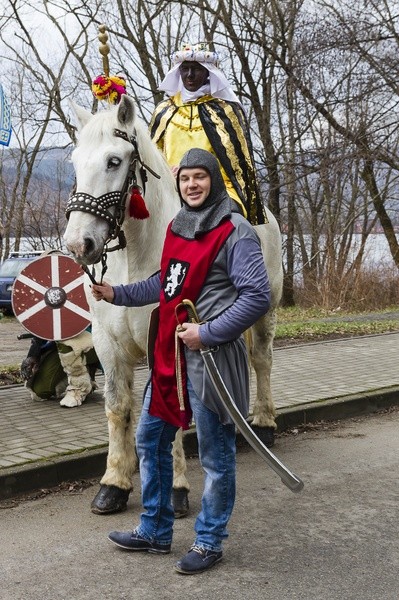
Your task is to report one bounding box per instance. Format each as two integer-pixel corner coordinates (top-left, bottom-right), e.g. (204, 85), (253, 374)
(92, 74), (126, 105)
(89, 25), (149, 220)
(91, 25), (127, 105)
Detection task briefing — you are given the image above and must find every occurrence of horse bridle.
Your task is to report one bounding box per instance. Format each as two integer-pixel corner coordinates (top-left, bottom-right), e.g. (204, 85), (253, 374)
(66, 128), (160, 284)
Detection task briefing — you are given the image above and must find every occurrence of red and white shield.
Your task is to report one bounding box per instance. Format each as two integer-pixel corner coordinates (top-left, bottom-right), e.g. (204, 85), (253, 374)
(12, 253), (92, 341)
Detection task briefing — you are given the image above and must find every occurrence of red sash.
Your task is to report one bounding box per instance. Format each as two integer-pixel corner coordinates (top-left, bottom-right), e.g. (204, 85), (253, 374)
(150, 219), (234, 428)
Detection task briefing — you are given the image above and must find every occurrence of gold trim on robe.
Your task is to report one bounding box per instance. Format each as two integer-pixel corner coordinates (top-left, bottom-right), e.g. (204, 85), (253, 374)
(149, 93), (267, 225)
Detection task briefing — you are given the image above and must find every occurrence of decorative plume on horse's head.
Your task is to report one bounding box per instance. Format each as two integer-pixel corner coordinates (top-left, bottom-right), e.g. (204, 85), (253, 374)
(91, 24), (127, 105)
(92, 74), (127, 105)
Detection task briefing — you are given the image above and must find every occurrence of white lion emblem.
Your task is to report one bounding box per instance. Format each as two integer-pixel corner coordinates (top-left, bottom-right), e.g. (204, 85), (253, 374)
(164, 262), (187, 298)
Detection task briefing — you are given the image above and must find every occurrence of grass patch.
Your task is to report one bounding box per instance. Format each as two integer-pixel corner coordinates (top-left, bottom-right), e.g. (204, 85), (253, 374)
(276, 305), (399, 322)
(275, 305), (399, 342)
(276, 320), (398, 341)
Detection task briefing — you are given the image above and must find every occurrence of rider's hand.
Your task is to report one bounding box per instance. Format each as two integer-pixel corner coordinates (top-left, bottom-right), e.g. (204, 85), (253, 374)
(177, 322), (204, 351)
(91, 282), (114, 303)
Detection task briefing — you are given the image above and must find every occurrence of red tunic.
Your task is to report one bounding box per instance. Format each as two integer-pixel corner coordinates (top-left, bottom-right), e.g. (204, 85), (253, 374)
(149, 219), (234, 428)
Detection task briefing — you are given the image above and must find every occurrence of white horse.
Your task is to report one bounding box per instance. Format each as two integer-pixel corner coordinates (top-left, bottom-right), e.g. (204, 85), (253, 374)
(64, 95), (283, 515)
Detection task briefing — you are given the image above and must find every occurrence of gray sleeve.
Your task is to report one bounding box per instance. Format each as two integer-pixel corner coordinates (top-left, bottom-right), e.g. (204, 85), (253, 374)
(199, 237), (270, 346)
(112, 272), (161, 306)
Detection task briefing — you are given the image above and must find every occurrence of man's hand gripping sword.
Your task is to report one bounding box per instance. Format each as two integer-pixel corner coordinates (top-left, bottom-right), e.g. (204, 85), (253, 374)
(177, 299), (304, 493)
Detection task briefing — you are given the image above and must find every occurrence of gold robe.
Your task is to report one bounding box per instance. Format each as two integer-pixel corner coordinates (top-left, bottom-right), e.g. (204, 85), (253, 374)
(149, 92), (266, 225)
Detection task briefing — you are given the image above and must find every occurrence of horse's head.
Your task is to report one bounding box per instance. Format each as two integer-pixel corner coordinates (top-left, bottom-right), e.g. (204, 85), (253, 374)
(64, 95), (141, 266)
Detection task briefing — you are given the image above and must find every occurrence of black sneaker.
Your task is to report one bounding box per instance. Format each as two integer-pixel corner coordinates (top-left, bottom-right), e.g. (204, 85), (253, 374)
(175, 545), (223, 574)
(108, 530), (171, 554)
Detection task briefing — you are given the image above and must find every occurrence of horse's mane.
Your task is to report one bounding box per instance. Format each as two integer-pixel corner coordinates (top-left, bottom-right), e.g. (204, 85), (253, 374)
(133, 118), (173, 180)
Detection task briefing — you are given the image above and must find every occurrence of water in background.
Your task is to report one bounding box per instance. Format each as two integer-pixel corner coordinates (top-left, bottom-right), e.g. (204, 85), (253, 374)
(8, 233), (399, 271)
(348, 233), (398, 268)
(283, 233), (398, 275)
(7, 238), (65, 256)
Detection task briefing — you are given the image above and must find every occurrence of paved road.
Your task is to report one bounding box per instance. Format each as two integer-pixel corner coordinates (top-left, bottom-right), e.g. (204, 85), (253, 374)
(1, 326), (399, 500)
(1, 408), (398, 600)
(1, 313), (399, 367)
(0, 318), (32, 368)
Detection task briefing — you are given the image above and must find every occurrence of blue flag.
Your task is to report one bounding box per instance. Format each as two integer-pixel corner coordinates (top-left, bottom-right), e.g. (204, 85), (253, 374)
(0, 84), (12, 147)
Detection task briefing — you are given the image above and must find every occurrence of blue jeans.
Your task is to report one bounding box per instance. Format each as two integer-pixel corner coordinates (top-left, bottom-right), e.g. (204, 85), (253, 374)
(135, 379), (237, 552)
(135, 385), (179, 547)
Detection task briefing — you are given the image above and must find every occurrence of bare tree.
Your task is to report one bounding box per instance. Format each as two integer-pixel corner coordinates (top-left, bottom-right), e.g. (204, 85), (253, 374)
(1, 0), (397, 305)
(0, 0), (100, 255)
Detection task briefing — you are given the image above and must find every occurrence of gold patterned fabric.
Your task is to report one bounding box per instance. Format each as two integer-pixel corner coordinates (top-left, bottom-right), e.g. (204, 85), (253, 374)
(149, 93), (267, 225)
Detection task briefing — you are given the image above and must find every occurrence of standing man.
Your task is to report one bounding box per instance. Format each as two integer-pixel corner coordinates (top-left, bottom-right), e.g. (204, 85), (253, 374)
(91, 149), (270, 574)
(149, 42), (266, 225)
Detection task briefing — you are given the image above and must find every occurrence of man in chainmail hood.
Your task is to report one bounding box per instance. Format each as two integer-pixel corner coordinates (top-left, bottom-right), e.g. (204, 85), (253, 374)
(91, 149), (271, 574)
(172, 148), (240, 239)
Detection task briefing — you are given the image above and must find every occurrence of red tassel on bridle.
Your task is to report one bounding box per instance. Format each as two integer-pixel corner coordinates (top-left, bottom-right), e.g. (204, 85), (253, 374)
(129, 186), (150, 219)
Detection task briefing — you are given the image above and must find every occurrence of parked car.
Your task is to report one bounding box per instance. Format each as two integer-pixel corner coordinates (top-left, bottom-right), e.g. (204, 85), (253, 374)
(0, 251), (43, 315)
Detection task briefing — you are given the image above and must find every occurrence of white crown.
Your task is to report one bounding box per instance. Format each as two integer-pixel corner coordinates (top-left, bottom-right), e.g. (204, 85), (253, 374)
(171, 42), (219, 66)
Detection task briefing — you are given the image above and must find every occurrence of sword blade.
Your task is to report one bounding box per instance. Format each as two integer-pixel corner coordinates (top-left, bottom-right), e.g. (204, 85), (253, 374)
(200, 348), (304, 493)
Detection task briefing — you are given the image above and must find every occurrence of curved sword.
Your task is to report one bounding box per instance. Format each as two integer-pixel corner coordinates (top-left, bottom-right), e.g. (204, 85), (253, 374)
(178, 299), (304, 494)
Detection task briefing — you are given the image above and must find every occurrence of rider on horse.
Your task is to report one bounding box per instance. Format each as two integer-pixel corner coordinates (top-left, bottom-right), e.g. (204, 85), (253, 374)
(149, 42), (267, 226)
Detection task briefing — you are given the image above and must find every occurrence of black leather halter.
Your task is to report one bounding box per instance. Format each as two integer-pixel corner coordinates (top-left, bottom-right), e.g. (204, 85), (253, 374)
(66, 128), (140, 252)
(66, 128), (160, 284)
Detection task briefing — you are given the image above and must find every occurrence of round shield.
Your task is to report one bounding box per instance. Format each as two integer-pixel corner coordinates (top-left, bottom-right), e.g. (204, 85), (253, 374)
(12, 253), (92, 341)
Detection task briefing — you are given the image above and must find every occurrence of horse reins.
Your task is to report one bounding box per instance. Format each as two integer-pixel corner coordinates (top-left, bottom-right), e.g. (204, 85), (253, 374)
(66, 128), (160, 284)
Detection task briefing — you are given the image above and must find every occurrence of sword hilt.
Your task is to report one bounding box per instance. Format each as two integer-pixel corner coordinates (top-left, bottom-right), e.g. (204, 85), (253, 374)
(175, 299), (202, 330)
(182, 299), (201, 324)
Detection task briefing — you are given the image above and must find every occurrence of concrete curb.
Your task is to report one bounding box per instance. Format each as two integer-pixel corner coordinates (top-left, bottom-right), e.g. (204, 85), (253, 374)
(275, 386), (399, 430)
(1, 386), (398, 501)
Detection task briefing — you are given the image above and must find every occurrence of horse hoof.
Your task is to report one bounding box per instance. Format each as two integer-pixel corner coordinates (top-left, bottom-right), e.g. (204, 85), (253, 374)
(251, 425), (275, 448)
(171, 487), (189, 518)
(90, 484), (130, 515)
